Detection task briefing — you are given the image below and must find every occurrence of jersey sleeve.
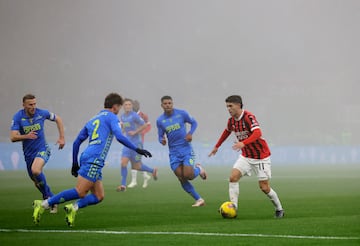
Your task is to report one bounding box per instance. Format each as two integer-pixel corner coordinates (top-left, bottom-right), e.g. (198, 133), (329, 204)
(39, 109), (56, 121)
(246, 113), (260, 132)
(134, 113), (145, 126)
(182, 110), (197, 135)
(156, 118), (165, 143)
(72, 126), (89, 164)
(10, 113), (21, 131)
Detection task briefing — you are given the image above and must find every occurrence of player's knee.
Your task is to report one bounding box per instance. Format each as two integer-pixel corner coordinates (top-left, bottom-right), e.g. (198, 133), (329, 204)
(259, 184), (270, 193)
(96, 194), (104, 202)
(31, 166), (41, 176)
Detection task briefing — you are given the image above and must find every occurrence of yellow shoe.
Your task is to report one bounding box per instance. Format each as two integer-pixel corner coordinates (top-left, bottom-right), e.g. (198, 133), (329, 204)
(64, 204), (77, 227)
(32, 200), (45, 225)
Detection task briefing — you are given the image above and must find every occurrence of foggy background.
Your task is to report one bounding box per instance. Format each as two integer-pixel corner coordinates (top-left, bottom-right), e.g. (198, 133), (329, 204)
(1, 0), (359, 148)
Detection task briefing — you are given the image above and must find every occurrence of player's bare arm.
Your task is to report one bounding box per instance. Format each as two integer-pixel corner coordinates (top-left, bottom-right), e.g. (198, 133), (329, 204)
(10, 130), (38, 142)
(55, 115), (65, 149)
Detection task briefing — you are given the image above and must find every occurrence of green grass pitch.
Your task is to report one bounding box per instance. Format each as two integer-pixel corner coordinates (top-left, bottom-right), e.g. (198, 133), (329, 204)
(0, 165), (359, 246)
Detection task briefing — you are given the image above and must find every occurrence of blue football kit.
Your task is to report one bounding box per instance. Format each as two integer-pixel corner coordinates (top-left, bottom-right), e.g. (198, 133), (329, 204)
(119, 111), (154, 187)
(156, 108), (198, 171)
(11, 108), (56, 199)
(157, 108), (202, 201)
(121, 111), (145, 162)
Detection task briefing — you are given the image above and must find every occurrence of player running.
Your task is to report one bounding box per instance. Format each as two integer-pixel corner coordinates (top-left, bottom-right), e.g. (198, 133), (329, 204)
(10, 94), (65, 214)
(117, 98), (157, 191)
(32, 93), (152, 227)
(127, 100), (152, 188)
(208, 95), (284, 218)
(156, 96), (207, 207)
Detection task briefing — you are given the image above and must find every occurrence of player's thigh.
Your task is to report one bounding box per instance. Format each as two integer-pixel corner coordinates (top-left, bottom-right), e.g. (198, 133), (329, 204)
(232, 155), (251, 181)
(181, 150), (196, 179)
(249, 157), (272, 181)
(75, 175), (95, 197)
(31, 157), (46, 175)
(91, 180), (105, 201)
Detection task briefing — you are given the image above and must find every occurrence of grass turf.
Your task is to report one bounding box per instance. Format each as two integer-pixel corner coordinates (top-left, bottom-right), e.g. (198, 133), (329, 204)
(0, 165), (359, 245)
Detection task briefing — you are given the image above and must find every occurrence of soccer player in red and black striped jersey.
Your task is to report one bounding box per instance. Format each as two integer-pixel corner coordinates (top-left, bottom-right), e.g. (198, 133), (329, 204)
(209, 95), (284, 218)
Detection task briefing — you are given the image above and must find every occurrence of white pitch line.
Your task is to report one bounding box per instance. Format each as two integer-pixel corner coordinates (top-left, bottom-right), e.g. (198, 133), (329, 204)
(0, 229), (359, 240)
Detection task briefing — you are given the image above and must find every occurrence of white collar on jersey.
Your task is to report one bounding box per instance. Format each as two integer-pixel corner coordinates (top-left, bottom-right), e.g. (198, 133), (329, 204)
(235, 109), (244, 121)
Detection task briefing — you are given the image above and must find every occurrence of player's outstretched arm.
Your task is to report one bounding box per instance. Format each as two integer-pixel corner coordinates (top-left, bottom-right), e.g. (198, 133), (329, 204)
(55, 115), (65, 149)
(135, 148), (152, 158)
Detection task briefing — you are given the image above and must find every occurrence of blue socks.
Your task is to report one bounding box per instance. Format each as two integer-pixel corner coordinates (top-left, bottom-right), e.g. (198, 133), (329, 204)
(121, 166), (128, 186)
(181, 180), (201, 200)
(193, 166), (200, 178)
(139, 163), (153, 173)
(34, 172), (53, 199)
(76, 194), (100, 209)
(47, 188), (79, 206)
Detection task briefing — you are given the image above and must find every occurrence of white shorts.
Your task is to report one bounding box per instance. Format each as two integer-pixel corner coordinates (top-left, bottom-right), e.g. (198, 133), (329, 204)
(233, 155), (272, 181)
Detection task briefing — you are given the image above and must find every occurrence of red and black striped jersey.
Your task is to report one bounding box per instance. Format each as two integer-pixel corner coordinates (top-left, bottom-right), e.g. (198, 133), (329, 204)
(226, 110), (271, 159)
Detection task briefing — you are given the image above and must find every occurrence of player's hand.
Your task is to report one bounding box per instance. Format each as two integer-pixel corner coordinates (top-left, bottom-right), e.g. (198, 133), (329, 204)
(136, 148), (152, 158)
(71, 163), (80, 177)
(208, 147), (218, 157)
(56, 137), (65, 149)
(232, 142), (245, 151)
(27, 131), (38, 140)
(128, 131), (136, 136)
(161, 137), (167, 146)
(185, 133), (192, 142)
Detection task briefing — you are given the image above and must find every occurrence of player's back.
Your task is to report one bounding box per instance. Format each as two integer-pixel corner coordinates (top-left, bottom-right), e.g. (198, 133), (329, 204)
(79, 110), (117, 165)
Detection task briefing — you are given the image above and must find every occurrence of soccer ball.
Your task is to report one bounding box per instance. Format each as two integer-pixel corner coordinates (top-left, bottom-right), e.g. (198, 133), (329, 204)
(219, 201), (237, 219)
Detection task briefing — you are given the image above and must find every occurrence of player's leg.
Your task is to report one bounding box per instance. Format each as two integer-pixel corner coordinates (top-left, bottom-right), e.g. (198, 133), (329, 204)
(230, 155), (251, 209)
(128, 168), (138, 188)
(132, 151), (158, 180)
(174, 152), (205, 207)
(253, 158), (284, 218)
(142, 171), (151, 188)
(30, 157), (53, 199)
(118, 156), (129, 191)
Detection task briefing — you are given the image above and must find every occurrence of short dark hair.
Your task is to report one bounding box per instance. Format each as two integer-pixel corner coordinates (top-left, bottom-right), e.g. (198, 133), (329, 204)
(161, 95), (172, 102)
(23, 94), (36, 103)
(226, 95), (243, 108)
(104, 93), (123, 108)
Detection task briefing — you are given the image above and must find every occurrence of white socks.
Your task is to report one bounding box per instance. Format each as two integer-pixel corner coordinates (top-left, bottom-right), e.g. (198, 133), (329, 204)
(266, 188), (283, 211)
(229, 182), (239, 208)
(130, 170), (137, 184)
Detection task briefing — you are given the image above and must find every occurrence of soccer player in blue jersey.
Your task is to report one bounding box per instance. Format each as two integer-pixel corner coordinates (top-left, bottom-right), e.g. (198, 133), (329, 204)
(10, 94), (65, 214)
(156, 96), (207, 207)
(117, 98), (157, 191)
(127, 99), (153, 188)
(32, 93), (152, 227)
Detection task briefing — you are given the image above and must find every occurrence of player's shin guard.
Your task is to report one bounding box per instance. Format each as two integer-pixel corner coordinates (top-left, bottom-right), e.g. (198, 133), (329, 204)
(181, 181), (201, 200)
(229, 182), (239, 209)
(76, 194), (100, 209)
(266, 188), (283, 211)
(47, 188), (80, 207)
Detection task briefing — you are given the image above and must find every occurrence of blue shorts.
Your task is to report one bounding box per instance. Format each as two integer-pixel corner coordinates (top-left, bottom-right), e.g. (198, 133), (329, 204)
(122, 143), (142, 163)
(169, 147), (196, 172)
(78, 162), (103, 183)
(25, 145), (51, 178)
